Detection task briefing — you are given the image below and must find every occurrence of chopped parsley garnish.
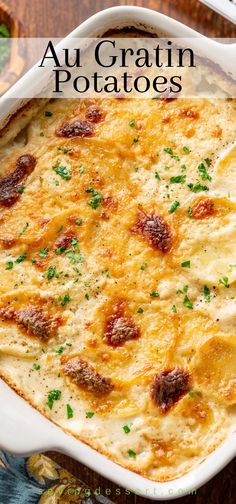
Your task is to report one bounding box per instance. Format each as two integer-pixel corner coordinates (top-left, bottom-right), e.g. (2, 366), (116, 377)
(17, 186), (25, 194)
(129, 119), (136, 127)
(168, 200), (180, 213)
(65, 249), (84, 265)
(127, 449), (136, 458)
(45, 111), (53, 117)
(55, 346), (64, 354)
(133, 137), (139, 144)
(0, 23), (10, 38)
(59, 293), (70, 306)
(33, 363), (41, 371)
(163, 147), (180, 161)
(6, 261), (13, 270)
(205, 158), (212, 167)
(150, 291), (160, 298)
(170, 175), (186, 184)
(86, 411), (94, 418)
(45, 265), (60, 280)
(176, 285), (188, 294)
(18, 222), (29, 237)
(15, 253), (27, 263)
(63, 148), (72, 153)
(137, 307), (144, 314)
(188, 183), (209, 193)
(189, 390), (202, 398)
(183, 146), (190, 154)
(38, 248), (49, 258)
(47, 389), (61, 409)
(219, 276), (229, 288)
(57, 238), (77, 256)
(66, 404), (74, 419)
(123, 424), (131, 434)
(79, 166), (85, 174)
(53, 164), (71, 180)
(172, 305), (177, 313)
(85, 188), (104, 209)
(181, 164), (187, 172)
(183, 295), (193, 309)
(198, 163), (212, 181)
(155, 172), (161, 180)
(188, 207), (193, 217)
(71, 238), (78, 248)
(56, 246), (67, 255)
(181, 260), (191, 268)
(0, 23), (10, 71)
(203, 285), (211, 302)
(75, 218), (82, 226)
(140, 262), (147, 270)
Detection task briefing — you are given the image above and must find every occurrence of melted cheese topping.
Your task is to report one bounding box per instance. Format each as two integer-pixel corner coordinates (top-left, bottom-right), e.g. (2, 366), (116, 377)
(0, 97), (236, 481)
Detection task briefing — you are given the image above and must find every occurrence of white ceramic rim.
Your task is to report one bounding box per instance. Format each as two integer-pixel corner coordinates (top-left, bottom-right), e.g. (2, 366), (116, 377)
(199, 0), (236, 24)
(0, 6), (235, 500)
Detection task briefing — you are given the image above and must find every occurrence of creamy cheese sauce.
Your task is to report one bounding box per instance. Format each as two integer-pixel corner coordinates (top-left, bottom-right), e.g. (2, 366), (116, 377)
(0, 97), (235, 481)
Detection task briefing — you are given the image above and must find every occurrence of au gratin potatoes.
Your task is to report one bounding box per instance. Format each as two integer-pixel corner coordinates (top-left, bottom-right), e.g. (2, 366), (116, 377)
(0, 96), (236, 481)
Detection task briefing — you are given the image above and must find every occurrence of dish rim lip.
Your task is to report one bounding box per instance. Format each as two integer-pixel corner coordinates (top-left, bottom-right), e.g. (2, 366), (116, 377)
(198, 0), (236, 24)
(0, 5), (235, 500)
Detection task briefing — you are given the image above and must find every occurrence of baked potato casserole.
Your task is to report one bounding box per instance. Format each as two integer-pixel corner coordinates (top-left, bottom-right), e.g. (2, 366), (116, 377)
(0, 96), (235, 481)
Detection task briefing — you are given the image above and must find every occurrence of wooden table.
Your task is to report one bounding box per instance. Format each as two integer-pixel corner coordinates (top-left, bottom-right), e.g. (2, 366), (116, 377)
(4, 1), (236, 502)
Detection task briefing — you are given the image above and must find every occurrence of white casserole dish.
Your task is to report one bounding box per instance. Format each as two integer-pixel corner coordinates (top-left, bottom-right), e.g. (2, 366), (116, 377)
(0, 6), (235, 500)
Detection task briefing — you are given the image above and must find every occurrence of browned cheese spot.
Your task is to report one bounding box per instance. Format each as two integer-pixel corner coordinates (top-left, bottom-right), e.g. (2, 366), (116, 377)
(0, 154), (36, 207)
(178, 108), (199, 119)
(56, 120), (94, 138)
(191, 198), (215, 219)
(63, 357), (114, 395)
(161, 97), (177, 103)
(150, 368), (191, 413)
(132, 209), (172, 253)
(104, 302), (140, 347)
(0, 306), (60, 341)
(85, 107), (104, 123)
(0, 238), (16, 249)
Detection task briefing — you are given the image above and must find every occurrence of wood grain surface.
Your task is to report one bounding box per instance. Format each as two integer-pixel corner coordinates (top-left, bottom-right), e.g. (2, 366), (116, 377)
(3, 1), (236, 503)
